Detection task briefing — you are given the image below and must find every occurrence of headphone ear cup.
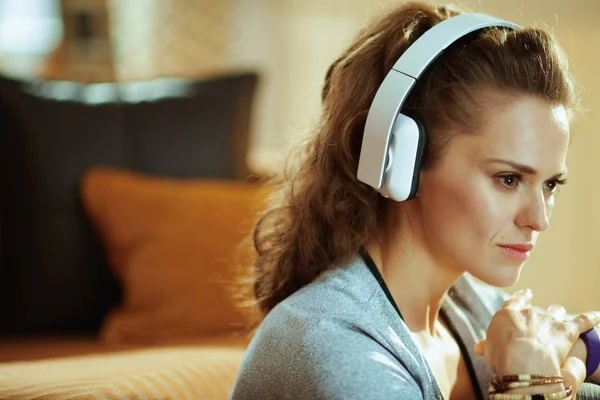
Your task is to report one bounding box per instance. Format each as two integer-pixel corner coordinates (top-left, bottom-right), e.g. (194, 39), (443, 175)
(379, 114), (426, 201)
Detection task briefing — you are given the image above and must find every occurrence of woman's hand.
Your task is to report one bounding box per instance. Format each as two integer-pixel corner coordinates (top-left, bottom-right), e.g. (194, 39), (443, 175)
(474, 289), (600, 396)
(547, 304), (600, 386)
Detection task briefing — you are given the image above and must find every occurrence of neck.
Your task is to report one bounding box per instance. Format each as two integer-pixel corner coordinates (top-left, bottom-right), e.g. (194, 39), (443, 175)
(365, 204), (463, 337)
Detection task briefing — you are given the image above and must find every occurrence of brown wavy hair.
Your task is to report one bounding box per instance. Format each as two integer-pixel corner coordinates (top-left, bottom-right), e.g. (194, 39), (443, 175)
(236, 1), (580, 327)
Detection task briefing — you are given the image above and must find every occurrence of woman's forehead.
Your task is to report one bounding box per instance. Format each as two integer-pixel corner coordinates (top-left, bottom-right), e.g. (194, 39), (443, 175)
(442, 95), (570, 174)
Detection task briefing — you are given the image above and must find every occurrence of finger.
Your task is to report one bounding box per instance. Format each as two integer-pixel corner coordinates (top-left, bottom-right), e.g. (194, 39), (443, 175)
(561, 356), (586, 398)
(547, 304), (568, 321)
(474, 340), (485, 356)
(554, 321), (581, 343)
(571, 311), (600, 334)
(521, 307), (538, 319)
(502, 288), (533, 310)
(521, 307), (544, 331)
(502, 288), (531, 308)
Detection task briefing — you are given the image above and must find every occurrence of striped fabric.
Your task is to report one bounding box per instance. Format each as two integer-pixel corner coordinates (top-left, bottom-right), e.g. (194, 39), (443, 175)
(0, 345), (246, 399)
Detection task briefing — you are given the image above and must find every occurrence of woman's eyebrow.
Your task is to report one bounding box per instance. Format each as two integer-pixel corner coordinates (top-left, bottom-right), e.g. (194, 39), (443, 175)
(485, 158), (567, 179)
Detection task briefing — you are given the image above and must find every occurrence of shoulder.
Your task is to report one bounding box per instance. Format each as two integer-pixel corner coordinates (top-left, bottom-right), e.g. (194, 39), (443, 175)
(231, 309), (425, 400)
(231, 266), (427, 399)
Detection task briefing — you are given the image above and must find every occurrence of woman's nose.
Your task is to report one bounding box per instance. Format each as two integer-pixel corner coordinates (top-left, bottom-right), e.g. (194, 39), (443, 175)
(517, 190), (550, 232)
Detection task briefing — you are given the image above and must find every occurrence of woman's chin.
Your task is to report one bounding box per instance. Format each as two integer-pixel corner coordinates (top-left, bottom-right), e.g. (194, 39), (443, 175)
(474, 263), (524, 288)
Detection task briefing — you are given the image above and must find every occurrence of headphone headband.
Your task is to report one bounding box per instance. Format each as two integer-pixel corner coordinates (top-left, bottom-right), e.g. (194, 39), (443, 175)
(357, 13), (521, 192)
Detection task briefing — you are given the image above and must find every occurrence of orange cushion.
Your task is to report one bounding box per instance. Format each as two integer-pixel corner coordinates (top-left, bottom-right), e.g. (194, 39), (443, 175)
(81, 167), (265, 345)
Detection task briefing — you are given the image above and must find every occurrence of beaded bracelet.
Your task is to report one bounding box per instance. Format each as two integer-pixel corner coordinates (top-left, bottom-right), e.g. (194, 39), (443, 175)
(488, 386), (572, 400)
(490, 377), (564, 394)
(491, 375), (563, 385)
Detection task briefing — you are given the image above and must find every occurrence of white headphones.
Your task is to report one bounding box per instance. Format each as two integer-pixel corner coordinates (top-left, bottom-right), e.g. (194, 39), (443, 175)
(357, 13), (521, 201)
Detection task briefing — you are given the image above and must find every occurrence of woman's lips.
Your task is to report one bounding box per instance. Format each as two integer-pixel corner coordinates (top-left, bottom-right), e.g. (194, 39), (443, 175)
(498, 244), (533, 261)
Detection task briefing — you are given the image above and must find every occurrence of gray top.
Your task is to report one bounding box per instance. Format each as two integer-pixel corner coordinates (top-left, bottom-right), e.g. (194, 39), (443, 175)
(230, 254), (600, 399)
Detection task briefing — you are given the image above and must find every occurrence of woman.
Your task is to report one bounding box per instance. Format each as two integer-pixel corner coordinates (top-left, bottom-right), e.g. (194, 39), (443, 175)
(231, 2), (600, 399)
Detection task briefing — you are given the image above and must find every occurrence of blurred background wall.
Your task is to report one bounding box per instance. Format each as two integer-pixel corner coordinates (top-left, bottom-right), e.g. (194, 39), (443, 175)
(0, 0), (598, 312)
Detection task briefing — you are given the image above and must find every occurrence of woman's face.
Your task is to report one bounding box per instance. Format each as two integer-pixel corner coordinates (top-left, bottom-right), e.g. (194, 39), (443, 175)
(416, 94), (570, 287)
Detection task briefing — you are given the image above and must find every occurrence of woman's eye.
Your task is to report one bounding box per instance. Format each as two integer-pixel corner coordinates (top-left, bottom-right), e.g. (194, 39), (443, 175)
(498, 174), (520, 188)
(545, 178), (567, 193)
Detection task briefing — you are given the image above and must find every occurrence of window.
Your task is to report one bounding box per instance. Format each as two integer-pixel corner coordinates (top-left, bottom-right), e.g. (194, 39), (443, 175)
(0, 0), (62, 77)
